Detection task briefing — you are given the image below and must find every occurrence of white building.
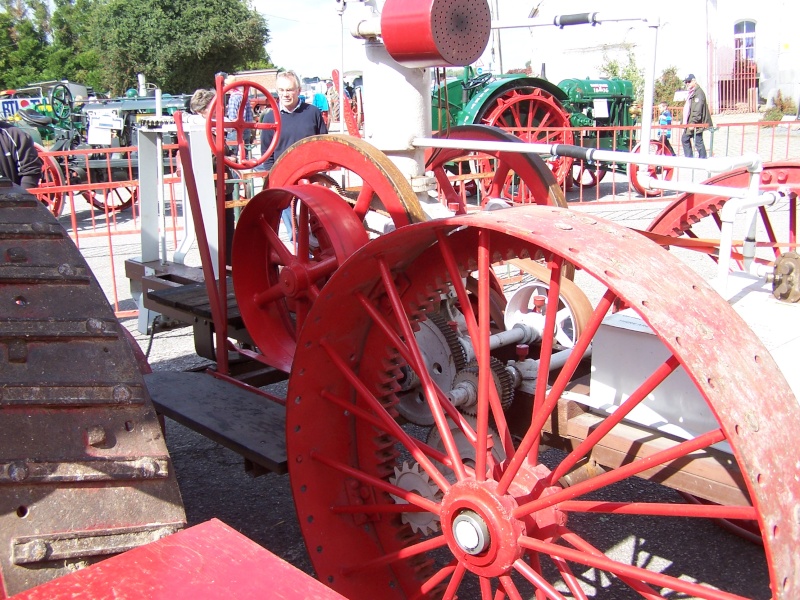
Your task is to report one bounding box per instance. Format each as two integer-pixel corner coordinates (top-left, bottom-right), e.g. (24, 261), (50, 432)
(487, 0), (800, 113)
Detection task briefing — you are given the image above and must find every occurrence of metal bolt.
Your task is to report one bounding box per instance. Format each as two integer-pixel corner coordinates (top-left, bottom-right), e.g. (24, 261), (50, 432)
(17, 540), (48, 563)
(57, 263), (74, 276)
(5, 247), (26, 263)
(86, 318), (105, 333)
(113, 385), (132, 402)
(86, 426), (106, 447)
(8, 461), (29, 482)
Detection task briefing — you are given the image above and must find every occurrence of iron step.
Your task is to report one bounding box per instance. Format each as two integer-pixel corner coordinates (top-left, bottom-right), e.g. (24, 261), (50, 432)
(144, 371), (287, 474)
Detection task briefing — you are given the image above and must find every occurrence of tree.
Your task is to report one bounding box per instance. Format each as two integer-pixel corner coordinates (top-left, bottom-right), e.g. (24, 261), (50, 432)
(48, 0), (103, 91)
(654, 66), (683, 106)
(91, 0), (273, 95)
(0, 0), (51, 89)
(599, 48), (644, 104)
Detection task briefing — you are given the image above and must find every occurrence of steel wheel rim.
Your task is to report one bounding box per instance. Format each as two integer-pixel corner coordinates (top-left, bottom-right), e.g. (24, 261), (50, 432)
(268, 134), (427, 231)
(287, 206), (800, 599)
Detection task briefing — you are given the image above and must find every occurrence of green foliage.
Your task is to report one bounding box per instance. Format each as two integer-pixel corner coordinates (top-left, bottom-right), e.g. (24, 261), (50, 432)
(92, 0), (273, 95)
(599, 48), (644, 103)
(762, 91), (798, 125)
(0, 0), (273, 96)
(654, 66), (683, 105)
(0, 2), (50, 89)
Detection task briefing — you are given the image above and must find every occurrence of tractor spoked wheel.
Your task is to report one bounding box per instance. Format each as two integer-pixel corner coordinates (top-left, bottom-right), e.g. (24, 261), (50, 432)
(571, 160), (607, 188)
(34, 143), (65, 216)
(287, 205), (800, 599)
(476, 86), (574, 187)
(627, 139), (676, 197)
(232, 185), (369, 373)
(79, 185), (138, 213)
(268, 134), (427, 234)
(425, 125), (567, 213)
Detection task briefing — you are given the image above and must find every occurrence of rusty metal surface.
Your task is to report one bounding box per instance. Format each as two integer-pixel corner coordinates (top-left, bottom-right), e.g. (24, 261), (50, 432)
(286, 205), (800, 599)
(0, 194), (185, 597)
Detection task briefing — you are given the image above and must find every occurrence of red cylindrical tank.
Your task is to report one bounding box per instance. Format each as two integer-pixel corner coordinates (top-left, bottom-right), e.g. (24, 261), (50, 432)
(380, 0), (491, 68)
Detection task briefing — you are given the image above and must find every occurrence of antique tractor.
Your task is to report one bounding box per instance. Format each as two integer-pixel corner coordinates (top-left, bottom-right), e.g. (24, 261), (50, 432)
(2, 2), (800, 599)
(431, 68), (671, 198)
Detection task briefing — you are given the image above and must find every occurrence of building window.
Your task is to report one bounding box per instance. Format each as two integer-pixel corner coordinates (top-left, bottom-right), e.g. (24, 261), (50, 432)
(734, 20), (756, 61)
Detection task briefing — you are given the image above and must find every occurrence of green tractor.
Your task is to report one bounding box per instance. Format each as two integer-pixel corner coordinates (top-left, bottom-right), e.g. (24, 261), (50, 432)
(431, 68), (672, 195)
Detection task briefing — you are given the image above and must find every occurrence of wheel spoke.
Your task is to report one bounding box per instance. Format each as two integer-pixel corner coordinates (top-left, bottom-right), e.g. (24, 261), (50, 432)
(475, 229), (492, 480)
(559, 529), (663, 599)
(558, 500), (757, 520)
(513, 428), (727, 519)
(521, 533), (748, 600)
(436, 229), (515, 456)
(355, 292), (480, 447)
(257, 213), (293, 265)
(319, 338), (452, 492)
(310, 449), (440, 513)
(353, 181), (376, 220)
(378, 258), (468, 483)
(411, 561), (458, 600)
(341, 534), (447, 575)
(550, 556), (589, 600)
(548, 354), (682, 484)
(513, 559), (567, 600)
(498, 289), (616, 495)
(253, 283), (288, 308)
(529, 257), (564, 459)
(443, 562), (467, 599)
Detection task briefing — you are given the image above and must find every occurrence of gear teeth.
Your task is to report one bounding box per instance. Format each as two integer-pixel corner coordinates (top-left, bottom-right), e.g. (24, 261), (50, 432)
(457, 356), (515, 415)
(428, 311), (467, 371)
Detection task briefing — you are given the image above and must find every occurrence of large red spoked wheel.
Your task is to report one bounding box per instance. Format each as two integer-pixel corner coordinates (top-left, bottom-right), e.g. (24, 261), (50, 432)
(79, 184), (138, 213)
(476, 86), (574, 186)
(425, 125), (567, 214)
(268, 134), (427, 232)
(287, 206), (800, 599)
(206, 79), (280, 170)
(647, 162), (800, 271)
(628, 139), (676, 197)
(571, 161), (607, 189)
(232, 185), (369, 373)
(33, 143), (65, 216)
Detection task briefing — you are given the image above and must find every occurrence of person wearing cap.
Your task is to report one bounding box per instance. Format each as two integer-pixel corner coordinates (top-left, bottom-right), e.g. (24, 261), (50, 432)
(681, 74), (713, 158)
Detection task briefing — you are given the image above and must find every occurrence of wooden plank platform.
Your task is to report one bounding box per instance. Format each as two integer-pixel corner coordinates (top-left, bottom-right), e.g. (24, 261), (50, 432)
(144, 371), (287, 474)
(146, 277), (242, 327)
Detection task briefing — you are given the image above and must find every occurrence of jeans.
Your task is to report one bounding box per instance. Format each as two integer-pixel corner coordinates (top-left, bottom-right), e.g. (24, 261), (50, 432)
(681, 129), (707, 158)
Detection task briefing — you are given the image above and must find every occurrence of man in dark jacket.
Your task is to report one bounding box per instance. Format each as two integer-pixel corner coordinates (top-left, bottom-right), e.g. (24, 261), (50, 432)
(0, 121), (42, 190)
(681, 74), (713, 158)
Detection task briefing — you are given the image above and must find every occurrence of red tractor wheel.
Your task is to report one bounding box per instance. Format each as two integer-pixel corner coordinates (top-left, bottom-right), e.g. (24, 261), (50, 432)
(268, 134), (427, 232)
(425, 125), (567, 213)
(287, 206), (800, 599)
(34, 143), (65, 216)
(571, 161), (607, 188)
(79, 185), (139, 213)
(628, 139), (676, 197)
(476, 86), (574, 186)
(232, 185), (369, 373)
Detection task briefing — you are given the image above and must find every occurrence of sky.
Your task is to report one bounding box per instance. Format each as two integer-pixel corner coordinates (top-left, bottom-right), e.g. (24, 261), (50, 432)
(252, 0), (537, 81)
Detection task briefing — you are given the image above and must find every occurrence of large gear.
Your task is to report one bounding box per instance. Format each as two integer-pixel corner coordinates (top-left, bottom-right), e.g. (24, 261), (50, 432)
(389, 462), (442, 535)
(453, 357), (515, 415)
(427, 311), (467, 371)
